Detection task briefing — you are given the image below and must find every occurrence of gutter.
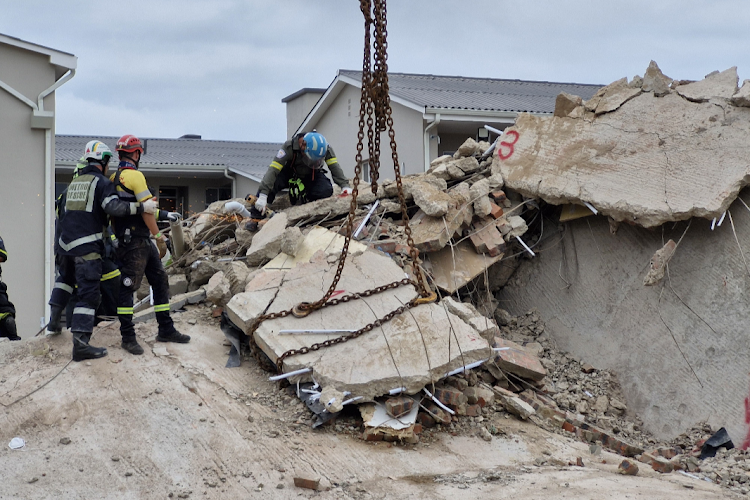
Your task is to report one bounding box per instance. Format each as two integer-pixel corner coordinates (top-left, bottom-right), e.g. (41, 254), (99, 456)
(0, 68), (76, 327)
(223, 167), (236, 198)
(423, 113), (440, 172)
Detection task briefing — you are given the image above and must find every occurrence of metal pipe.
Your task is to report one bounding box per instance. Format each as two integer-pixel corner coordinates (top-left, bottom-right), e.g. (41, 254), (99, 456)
(268, 367), (312, 381)
(445, 359), (488, 377)
(169, 220), (185, 259)
(353, 200), (379, 238)
(278, 329), (356, 335)
(484, 124), (504, 136)
(423, 387), (456, 415)
(223, 167), (236, 199)
(388, 387), (406, 395)
(515, 236), (536, 257)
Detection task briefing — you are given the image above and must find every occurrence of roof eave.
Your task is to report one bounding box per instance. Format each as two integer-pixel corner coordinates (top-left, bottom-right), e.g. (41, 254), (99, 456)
(0, 33), (77, 70)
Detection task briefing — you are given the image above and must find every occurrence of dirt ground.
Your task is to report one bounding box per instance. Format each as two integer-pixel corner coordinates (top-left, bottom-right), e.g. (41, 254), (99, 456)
(0, 304), (737, 499)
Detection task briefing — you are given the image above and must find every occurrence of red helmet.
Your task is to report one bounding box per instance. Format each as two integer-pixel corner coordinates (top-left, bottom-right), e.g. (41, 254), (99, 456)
(116, 134), (144, 155)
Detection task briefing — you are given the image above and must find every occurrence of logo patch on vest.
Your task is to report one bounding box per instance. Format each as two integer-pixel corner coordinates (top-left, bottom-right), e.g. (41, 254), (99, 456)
(275, 149), (286, 159)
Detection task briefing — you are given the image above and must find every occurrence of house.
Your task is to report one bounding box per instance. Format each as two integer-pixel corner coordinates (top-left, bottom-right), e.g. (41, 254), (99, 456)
(284, 70), (602, 179)
(0, 33), (76, 338)
(55, 135), (282, 215)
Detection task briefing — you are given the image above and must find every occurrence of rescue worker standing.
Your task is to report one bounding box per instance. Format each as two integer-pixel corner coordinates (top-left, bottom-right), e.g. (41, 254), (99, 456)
(49, 141), (155, 361)
(251, 131), (351, 218)
(0, 236), (20, 341)
(111, 134), (189, 355)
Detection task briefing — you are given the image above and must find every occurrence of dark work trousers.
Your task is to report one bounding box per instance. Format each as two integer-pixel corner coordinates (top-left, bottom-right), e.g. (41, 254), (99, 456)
(65, 259), (120, 327)
(50, 255), (102, 334)
(267, 168), (333, 204)
(0, 316), (19, 340)
(117, 238), (173, 341)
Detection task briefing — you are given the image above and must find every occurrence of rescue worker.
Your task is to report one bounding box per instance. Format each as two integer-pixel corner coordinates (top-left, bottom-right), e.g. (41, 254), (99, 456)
(111, 134), (189, 355)
(48, 159), (120, 336)
(0, 236), (20, 341)
(49, 140), (156, 361)
(251, 131), (351, 220)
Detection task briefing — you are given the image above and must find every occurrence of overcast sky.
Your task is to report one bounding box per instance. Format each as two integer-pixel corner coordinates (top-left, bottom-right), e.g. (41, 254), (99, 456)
(3, 0), (749, 143)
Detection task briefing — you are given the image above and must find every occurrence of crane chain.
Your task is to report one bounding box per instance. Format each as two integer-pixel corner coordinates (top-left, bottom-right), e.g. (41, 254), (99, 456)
(259, 0), (434, 373)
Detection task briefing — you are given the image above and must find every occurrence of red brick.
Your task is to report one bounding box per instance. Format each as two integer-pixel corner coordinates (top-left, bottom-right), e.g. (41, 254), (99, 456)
(618, 459), (639, 476)
(469, 218), (506, 257)
(465, 404), (481, 417)
(489, 202), (504, 219)
(416, 412), (436, 428)
(562, 421), (576, 433)
(385, 396), (414, 418)
(412, 423), (423, 434)
(211, 307), (223, 318)
(651, 446), (681, 460)
(433, 386), (467, 407)
(490, 190), (506, 203)
(422, 403), (451, 425)
(369, 239), (398, 254)
(294, 476), (321, 490)
(492, 337), (547, 381)
(576, 457), (584, 467)
(362, 428), (384, 441)
(651, 457), (674, 474)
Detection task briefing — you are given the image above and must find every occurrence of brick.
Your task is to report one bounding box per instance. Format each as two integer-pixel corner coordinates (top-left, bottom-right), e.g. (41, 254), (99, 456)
(413, 423), (423, 434)
(581, 363), (596, 373)
(562, 421), (576, 433)
(416, 412), (436, 428)
(463, 387), (495, 406)
(422, 403), (451, 425)
(362, 428), (384, 441)
(618, 459), (639, 476)
(651, 457), (674, 474)
(490, 190), (506, 203)
(465, 404), (482, 417)
(489, 202), (504, 219)
(492, 337), (547, 381)
(576, 457), (584, 467)
(446, 376), (469, 391)
(469, 217), (506, 257)
(433, 386), (467, 407)
(385, 396), (415, 418)
(369, 239), (398, 254)
(294, 476), (321, 490)
(651, 446), (681, 460)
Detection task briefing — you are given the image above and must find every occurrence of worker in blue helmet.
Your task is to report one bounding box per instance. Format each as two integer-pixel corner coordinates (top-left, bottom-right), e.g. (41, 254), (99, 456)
(250, 131), (352, 222)
(0, 236), (20, 341)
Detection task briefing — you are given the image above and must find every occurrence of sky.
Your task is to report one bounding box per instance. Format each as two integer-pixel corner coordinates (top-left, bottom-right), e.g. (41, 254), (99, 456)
(2, 0), (749, 143)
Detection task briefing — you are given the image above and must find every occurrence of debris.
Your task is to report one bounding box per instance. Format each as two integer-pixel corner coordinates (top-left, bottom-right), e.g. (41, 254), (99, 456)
(8, 437), (25, 450)
(618, 459), (639, 476)
(205, 271), (232, 307)
(699, 427), (734, 460)
(59, 437), (71, 445)
(245, 213), (288, 266)
(643, 239), (676, 286)
(293, 475), (321, 491)
(425, 240), (504, 294)
(492, 338), (546, 381)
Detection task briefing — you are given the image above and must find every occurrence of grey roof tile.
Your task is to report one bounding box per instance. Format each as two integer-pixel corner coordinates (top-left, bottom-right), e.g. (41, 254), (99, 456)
(339, 70), (602, 113)
(55, 135), (282, 179)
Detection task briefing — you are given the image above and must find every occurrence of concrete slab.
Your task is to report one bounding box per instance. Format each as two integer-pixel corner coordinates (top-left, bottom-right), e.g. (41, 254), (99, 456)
(245, 212), (288, 266)
(424, 240), (503, 293)
(263, 226), (367, 271)
(676, 67), (738, 102)
(243, 249), (490, 399)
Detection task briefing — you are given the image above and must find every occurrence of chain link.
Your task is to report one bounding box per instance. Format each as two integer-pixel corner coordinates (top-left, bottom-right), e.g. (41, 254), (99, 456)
(246, 0), (435, 373)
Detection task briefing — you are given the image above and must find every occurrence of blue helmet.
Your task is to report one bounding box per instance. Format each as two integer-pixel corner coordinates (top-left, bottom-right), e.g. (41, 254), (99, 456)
(302, 132), (328, 162)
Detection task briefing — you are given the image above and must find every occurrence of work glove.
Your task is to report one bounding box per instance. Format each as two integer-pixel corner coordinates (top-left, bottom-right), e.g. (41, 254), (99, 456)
(142, 199), (158, 214)
(166, 211), (182, 222)
(341, 186), (353, 196)
(154, 232), (169, 259)
(255, 193), (268, 215)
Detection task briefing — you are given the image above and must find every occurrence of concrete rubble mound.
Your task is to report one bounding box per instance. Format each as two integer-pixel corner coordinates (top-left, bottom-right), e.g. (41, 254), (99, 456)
(497, 61), (750, 227)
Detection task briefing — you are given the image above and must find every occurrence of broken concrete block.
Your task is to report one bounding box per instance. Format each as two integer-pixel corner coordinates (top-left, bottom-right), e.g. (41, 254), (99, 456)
(188, 260), (222, 291)
(454, 137), (482, 159)
(280, 226), (303, 257)
(224, 261), (249, 296)
(643, 239), (677, 286)
(411, 206), (463, 253)
(470, 178), (492, 217)
(732, 79), (750, 107)
(168, 274), (188, 296)
(469, 217), (506, 257)
(428, 162), (452, 181)
(133, 289), (206, 323)
(642, 60), (672, 96)
(504, 396), (536, 420)
(487, 173), (504, 190)
(492, 337), (547, 381)
(411, 181), (453, 217)
(676, 66), (738, 102)
(430, 154), (453, 168)
(595, 78), (642, 115)
(453, 156), (481, 175)
(205, 271), (232, 307)
(264, 226), (366, 271)
(425, 240), (503, 294)
(442, 297), (498, 340)
(225, 281), (281, 334)
(629, 75), (643, 89)
(554, 92), (583, 117)
(252, 250), (490, 400)
(245, 212), (288, 266)
(506, 215), (528, 239)
(464, 386), (495, 406)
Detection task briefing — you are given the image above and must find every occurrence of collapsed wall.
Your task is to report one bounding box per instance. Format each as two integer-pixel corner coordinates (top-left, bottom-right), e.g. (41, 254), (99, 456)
(497, 196), (750, 443)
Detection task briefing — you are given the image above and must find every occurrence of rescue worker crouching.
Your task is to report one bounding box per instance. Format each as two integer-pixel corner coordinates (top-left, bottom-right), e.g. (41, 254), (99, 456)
(48, 140), (156, 361)
(250, 132), (352, 223)
(0, 236), (20, 341)
(111, 134), (189, 356)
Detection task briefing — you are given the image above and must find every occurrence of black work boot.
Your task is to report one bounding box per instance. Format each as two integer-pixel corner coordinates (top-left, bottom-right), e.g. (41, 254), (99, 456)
(72, 332), (107, 362)
(2, 316), (21, 341)
(47, 306), (64, 336)
(121, 337), (144, 355)
(156, 326), (191, 344)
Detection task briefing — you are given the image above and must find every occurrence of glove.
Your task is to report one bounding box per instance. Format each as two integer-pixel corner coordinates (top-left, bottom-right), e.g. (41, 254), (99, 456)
(341, 186), (352, 196)
(166, 211), (182, 222)
(154, 233), (168, 259)
(142, 199), (158, 214)
(255, 193), (268, 215)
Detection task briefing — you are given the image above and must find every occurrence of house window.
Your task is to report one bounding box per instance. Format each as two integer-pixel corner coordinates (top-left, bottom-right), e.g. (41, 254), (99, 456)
(55, 182), (68, 199)
(158, 186), (187, 215)
(205, 187), (232, 208)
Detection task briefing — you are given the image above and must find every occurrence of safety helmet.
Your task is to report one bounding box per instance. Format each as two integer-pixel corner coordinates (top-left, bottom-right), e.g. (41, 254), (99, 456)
(0, 235), (7, 262)
(83, 140), (114, 163)
(302, 132), (328, 162)
(116, 134), (144, 155)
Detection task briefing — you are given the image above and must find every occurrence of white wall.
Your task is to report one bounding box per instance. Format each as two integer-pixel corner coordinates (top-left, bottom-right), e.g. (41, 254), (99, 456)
(285, 92), (324, 138)
(0, 44), (56, 338)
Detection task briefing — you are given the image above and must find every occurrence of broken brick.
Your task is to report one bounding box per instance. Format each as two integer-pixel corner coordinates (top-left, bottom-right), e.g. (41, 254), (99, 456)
(492, 337), (547, 381)
(463, 387), (495, 407)
(489, 202), (504, 219)
(618, 459), (639, 476)
(651, 457), (674, 474)
(385, 396), (414, 418)
(465, 404), (482, 417)
(490, 190), (506, 203)
(433, 386), (467, 407)
(294, 476), (321, 490)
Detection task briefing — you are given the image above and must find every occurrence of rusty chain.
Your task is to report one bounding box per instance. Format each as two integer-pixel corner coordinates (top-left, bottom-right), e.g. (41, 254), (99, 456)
(243, 0), (435, 373)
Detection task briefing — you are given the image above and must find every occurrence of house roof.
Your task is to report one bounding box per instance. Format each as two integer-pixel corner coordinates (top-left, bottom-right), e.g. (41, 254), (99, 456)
(338, 70), (601, 114)
(0, 33), (77, 70)
(282, 87), (326, 103)
(55, 135), (282, 181)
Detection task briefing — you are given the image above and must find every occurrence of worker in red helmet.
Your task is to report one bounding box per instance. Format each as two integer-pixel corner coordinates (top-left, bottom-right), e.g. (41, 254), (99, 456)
(110, 134), (189, 355)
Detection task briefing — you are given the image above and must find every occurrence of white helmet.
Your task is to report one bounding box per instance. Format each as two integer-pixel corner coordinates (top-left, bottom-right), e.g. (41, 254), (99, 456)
(83, 140), (114, 163)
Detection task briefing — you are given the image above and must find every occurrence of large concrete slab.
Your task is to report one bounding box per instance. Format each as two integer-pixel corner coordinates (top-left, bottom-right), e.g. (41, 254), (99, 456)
(497, 195), (750, 443)
(234, 246), (490, 400)
(498, 67), (750, 228)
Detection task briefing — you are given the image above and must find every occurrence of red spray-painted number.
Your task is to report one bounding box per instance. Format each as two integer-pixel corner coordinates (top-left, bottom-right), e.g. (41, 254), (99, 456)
(497, 130), (519, 160)
(743, 387), (750, 450)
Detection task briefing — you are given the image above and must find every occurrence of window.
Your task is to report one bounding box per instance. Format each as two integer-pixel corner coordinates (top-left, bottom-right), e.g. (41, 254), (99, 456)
(158, 186), (187, 215)
(205, 186), (232, 208)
